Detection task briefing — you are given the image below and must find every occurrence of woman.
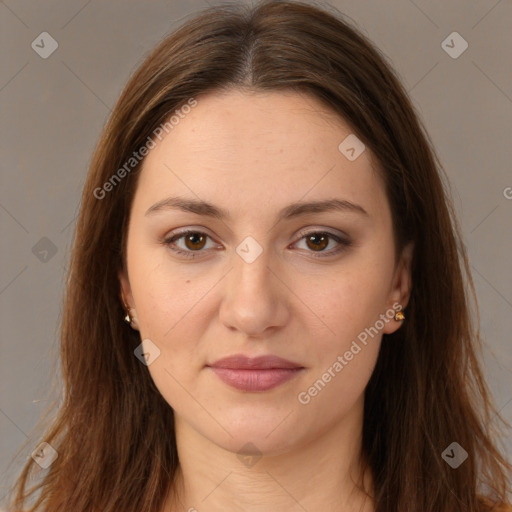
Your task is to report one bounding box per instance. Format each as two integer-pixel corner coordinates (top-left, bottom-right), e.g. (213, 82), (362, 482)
(6, 1), (511, 510)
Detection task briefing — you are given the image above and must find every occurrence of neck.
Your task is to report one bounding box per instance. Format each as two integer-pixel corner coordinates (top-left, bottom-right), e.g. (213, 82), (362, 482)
(164, 398), (374, 512)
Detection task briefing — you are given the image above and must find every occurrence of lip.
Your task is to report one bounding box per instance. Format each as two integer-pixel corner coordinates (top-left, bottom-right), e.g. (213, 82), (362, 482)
(207, 354), (305, 392)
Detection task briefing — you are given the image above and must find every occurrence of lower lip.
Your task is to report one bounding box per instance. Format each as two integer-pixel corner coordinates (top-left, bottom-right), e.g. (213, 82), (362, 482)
(208, 367), (304, 391)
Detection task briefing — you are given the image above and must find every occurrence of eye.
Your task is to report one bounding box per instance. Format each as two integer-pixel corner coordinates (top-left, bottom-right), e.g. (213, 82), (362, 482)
(163, 228), (351, 259)
(292, 229), (351, 258)
(163, 230), (218, 259)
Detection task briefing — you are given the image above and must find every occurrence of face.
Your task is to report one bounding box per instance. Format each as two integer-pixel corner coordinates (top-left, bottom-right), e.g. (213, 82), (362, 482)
(119, 88), (413, 455)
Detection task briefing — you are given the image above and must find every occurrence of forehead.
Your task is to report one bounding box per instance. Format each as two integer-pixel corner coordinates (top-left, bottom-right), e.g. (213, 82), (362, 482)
(153, 89), (362, 165)
(132, 89), (388, 223)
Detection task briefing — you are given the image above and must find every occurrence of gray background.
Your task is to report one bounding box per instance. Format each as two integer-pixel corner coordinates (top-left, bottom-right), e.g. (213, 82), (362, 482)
(1, 0), (511, 505)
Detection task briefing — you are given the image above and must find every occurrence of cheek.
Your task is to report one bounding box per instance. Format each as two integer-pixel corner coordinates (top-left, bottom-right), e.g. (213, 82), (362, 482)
(292, 275), (385, 416)
(299, 263), (392, 352)
(129, 244), (209, 336)
(131, 266), (209, 412)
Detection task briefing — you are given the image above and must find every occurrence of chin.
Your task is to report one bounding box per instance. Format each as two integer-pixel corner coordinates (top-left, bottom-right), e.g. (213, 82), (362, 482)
(215, 429), (302, 459)
(198, 407), (308, 456)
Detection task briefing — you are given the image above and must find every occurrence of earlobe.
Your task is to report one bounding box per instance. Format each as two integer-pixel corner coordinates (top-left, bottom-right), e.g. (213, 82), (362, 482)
(383, 242), (414, 334)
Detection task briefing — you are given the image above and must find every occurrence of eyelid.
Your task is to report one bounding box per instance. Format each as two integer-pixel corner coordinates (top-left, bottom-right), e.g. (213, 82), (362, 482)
(164, 227), (219, 243)
(294, 226), (350, 244)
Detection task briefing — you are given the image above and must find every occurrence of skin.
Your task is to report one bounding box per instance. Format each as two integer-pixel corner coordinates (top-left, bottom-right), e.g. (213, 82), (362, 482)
(119, 88), (413, 512)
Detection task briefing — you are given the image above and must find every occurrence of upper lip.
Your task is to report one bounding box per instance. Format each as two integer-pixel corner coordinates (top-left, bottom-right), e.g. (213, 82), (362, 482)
(207, 354), (303, 370)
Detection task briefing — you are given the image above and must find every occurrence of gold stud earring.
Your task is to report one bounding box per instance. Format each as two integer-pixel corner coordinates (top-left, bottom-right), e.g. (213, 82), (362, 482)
(394, 310), (405, 321)
(124, 310), (132, 325)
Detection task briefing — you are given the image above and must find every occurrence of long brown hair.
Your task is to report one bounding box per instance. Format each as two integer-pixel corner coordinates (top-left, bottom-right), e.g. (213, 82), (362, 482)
(5, 1), (510, 510)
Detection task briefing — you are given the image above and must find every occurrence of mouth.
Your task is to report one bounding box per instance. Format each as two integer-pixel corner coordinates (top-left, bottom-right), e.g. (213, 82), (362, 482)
(206, 354), (305, 392)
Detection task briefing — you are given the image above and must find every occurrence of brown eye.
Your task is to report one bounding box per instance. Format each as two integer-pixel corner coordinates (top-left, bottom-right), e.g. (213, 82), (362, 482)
(164, 230), (216, 259)
(305, 233), (329, 251)
(183, 232), (207, 251)
(294, 230), (351, 258)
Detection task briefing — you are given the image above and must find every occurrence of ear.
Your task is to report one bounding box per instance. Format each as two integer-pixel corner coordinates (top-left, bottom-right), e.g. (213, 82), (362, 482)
(118, 267), (134, 308)
(118, 267), (140, 330)
(382, 241), (414, 335)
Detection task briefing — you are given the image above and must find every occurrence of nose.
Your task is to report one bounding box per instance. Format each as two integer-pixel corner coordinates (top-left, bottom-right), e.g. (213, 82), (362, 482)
(218, 246), (290, 338)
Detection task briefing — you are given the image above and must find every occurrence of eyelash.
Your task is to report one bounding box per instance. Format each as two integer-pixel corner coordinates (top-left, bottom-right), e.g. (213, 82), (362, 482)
(163, 229), (351, 259)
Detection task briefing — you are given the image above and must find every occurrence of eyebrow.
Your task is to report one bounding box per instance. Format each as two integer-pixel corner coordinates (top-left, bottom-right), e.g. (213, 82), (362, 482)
(145, 196), (368, 220)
